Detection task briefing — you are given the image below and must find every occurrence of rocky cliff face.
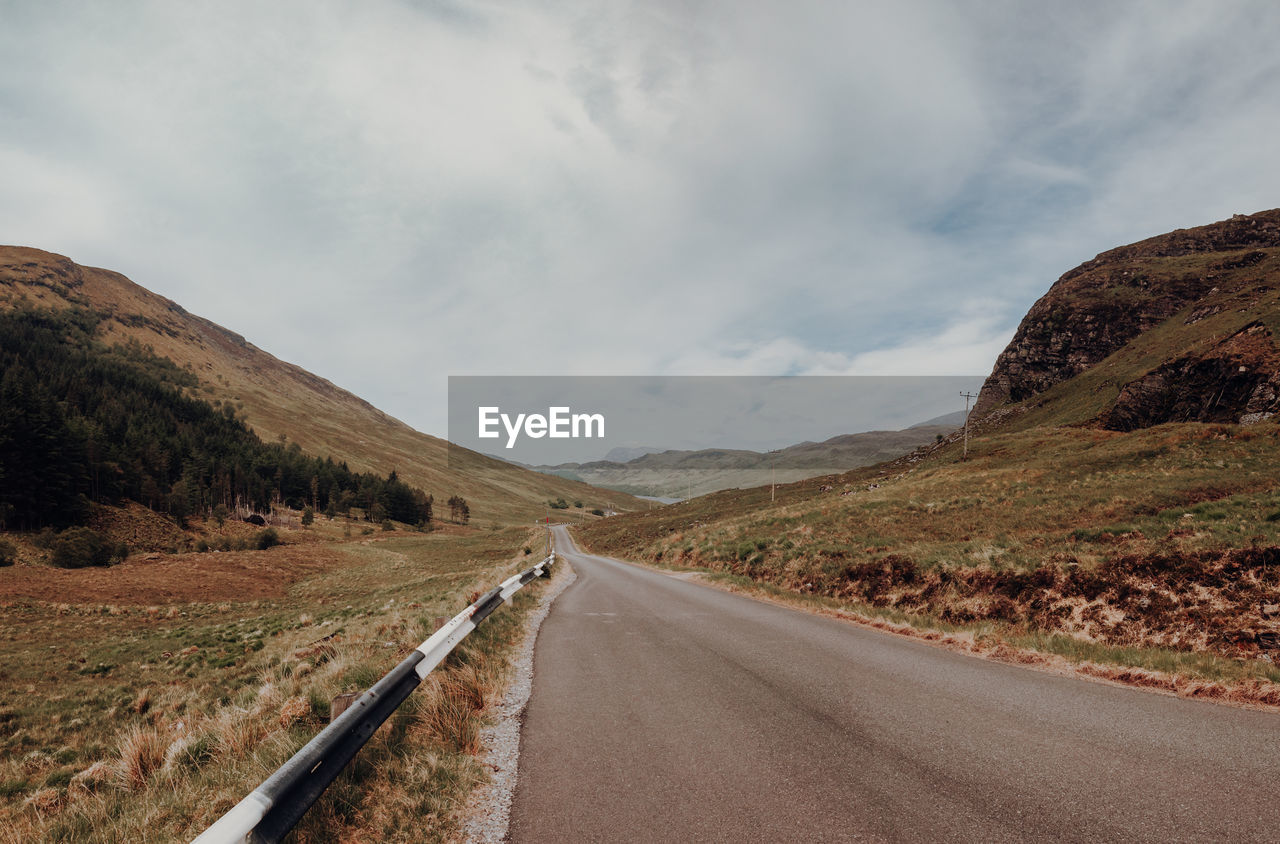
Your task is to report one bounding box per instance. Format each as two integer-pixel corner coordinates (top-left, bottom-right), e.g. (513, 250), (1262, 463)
(974, 209), (1280, 427)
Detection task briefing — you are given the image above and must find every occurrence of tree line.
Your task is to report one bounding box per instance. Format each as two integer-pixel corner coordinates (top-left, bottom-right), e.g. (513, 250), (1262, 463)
(0, 307), (461, 530)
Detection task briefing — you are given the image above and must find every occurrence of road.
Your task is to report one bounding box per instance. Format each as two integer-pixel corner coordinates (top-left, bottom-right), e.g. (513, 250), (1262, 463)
(507, 525), (1280, 842)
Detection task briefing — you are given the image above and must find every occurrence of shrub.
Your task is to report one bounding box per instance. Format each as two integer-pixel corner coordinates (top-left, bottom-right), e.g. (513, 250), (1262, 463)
(591, 508), (604, 516)
(301, 507), (314, 527)
(48, 528), (119, 568)
(43, 768), (73, 789)
(170, 734), (214, 771)
(306, 688), (330, 721)
(381, 520), (395, 532)
(0, 778), (30, 798)
(0, 538), (17, 567)
(116, 725), (166, 789)
(254, 528), (280, 550)
(194, 539), (209, 553)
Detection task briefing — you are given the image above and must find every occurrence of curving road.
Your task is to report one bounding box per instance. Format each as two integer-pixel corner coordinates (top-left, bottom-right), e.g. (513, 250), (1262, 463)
(507, 525), (1280, 842)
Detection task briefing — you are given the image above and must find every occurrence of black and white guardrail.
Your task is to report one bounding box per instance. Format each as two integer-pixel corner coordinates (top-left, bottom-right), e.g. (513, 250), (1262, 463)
(192, 554), (555, 844)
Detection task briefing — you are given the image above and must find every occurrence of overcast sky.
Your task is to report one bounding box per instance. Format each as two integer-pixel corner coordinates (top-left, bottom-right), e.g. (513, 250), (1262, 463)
(3, 1), (1279, 437)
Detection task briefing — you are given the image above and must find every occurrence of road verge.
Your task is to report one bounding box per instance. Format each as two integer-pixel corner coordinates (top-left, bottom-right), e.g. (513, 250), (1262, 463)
(572, 531), (1280, 712)
(460, 556), (576, 843)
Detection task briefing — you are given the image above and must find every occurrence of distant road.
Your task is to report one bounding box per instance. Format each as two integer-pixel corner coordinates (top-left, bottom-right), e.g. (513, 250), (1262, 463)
(508, 526), (1280, 842)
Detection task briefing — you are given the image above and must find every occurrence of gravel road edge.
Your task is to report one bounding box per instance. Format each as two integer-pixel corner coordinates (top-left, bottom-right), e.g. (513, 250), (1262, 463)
(460, 558), (576, 843)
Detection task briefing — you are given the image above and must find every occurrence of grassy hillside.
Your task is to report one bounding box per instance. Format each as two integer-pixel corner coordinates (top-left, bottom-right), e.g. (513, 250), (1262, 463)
(0, 307), (438, 534)
(0, 246), (642, 524)
(580, 419), (1280, 700)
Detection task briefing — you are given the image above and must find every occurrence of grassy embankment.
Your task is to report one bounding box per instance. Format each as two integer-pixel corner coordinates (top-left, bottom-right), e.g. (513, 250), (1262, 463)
(578, 421), (1280, 698)
(0, 515), (551, 842)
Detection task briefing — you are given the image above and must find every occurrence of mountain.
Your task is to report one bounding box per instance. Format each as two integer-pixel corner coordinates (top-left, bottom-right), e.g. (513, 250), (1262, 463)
(603, 446), (664, 462)
(910, 410), (968, 428)
(0, 246), (641, 523)
(973, 209), (1280, 430)
(531, 424), (958, 499)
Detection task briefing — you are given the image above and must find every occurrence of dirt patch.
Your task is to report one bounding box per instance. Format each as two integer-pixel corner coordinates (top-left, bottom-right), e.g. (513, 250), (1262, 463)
(730, 545), (1280, 659)
(0, 544), (348, 605)
(87, 501), (192, 552)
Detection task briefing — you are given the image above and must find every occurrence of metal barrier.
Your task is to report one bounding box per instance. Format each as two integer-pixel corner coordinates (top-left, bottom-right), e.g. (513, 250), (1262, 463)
(193, 554), (555, 844)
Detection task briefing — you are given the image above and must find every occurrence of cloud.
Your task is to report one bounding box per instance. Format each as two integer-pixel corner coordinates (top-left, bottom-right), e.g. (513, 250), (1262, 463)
(1, 0), (1278, 436)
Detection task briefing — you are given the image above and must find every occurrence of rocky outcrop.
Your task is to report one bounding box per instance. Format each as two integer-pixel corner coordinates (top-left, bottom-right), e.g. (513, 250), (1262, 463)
(973, 209), (1280, 422)
(1101, 322), (1280, 431)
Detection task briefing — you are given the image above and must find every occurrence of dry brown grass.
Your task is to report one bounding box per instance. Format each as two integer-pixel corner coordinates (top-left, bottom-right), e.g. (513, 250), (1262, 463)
(0, 527), (548, 842)
(415, 665), (491, 756)
(115, 725), (166, 790)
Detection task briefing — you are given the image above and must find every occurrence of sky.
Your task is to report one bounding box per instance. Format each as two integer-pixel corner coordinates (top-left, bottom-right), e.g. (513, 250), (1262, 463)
(3, 0), (1280, 438)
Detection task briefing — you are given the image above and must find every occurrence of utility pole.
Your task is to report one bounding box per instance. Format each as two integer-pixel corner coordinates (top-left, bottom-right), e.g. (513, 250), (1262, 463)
(770, 449), (778, 503)
(960, 391), (979, 460)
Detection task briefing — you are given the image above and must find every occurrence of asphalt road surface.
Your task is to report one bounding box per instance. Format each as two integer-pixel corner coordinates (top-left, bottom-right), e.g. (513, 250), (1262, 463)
(507, 525), (1280, 842)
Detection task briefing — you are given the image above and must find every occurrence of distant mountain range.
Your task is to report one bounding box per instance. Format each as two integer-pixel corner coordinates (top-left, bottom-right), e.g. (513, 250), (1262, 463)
(526, 422), (961, 499)
(910, 410), (968, 428)
(603, 446), (665, 462)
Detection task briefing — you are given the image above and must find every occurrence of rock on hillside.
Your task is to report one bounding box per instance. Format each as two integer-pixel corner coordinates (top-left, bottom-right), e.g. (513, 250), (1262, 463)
(974, 209), (1280, 427)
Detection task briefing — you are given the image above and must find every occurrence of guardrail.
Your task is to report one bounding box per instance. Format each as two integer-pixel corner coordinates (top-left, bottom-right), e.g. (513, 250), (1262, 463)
(193, 554), (555, 844)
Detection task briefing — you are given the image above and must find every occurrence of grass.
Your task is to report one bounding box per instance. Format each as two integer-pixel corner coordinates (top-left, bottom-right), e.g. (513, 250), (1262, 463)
(589, 422), (1280, 568)
(0, 525), (550, 842)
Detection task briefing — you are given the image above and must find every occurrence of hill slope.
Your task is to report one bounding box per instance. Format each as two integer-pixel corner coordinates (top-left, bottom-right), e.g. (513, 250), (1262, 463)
(0, 246), (640, 523)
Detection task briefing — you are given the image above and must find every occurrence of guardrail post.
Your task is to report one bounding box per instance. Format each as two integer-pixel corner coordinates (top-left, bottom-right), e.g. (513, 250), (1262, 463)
(329, 692), (359, 723)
